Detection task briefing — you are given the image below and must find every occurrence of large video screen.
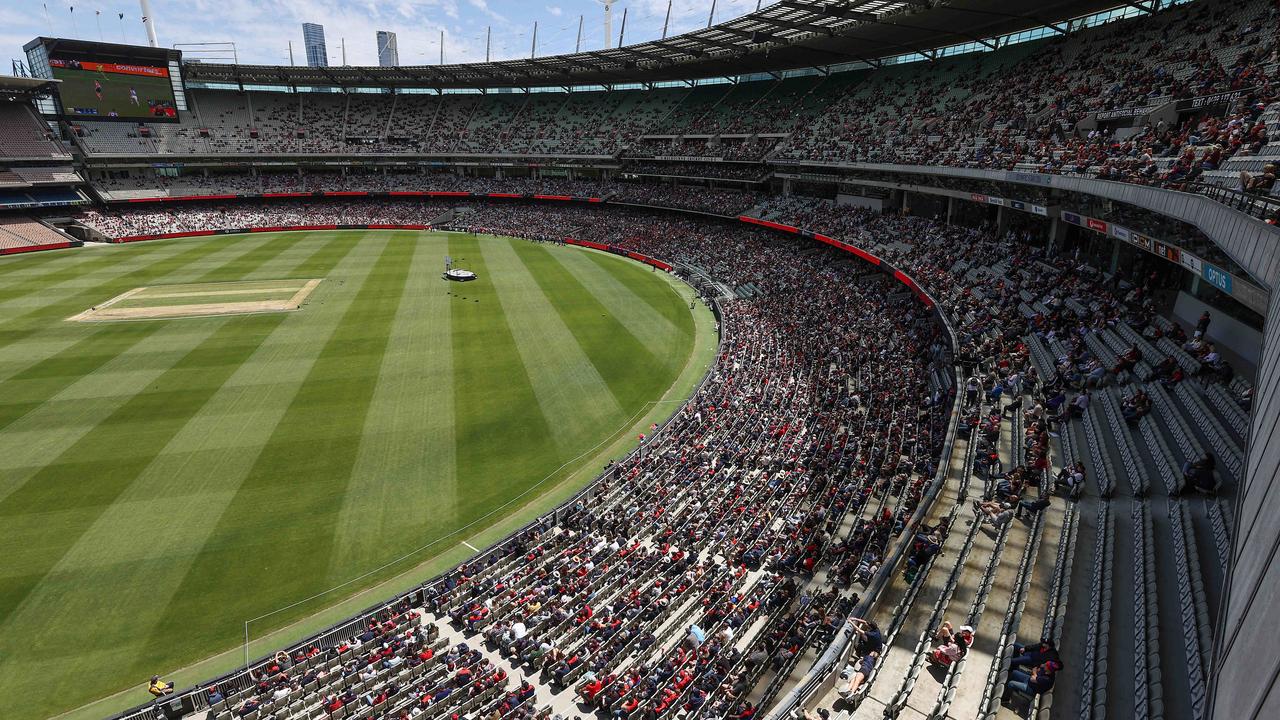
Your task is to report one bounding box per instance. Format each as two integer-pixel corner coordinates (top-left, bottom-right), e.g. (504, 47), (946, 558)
(50, 57), (177, 120)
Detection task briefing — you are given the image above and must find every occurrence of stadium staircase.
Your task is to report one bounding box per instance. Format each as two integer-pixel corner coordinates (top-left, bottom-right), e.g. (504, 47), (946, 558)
(813, 382), (1054, 720)
(1018, 327), (1240, 720)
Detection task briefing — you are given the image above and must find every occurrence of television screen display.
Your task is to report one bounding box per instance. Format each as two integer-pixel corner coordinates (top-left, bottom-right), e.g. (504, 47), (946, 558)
(50, 57), (177, 120)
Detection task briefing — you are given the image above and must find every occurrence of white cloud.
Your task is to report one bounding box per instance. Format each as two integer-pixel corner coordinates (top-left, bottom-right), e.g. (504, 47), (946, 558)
(465, 0), (505, 24)
(546, 5), (562, 17)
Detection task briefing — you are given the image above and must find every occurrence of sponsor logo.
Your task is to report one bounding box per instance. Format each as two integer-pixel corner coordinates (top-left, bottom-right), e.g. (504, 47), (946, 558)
(1153, 242), (1181, 263)
(1202, 264), (1233, 294)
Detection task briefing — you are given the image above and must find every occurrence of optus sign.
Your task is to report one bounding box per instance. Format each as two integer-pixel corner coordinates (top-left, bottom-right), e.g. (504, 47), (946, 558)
(1202, 264), (1233, 294)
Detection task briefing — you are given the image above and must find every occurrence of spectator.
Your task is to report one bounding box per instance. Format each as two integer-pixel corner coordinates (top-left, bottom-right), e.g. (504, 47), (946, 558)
(1001, 660), (1060, 702)
(971, 499), (1014, 529)
(849, 618), (884, 657)
(1181, 454), (1220, 494)
(928, 623), (974, 666)
(148, 675), (174, 698)
(837, 651), (878, 699)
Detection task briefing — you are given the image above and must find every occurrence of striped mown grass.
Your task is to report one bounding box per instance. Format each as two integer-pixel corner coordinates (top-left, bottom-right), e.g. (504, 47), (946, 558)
(0, 230), (716, 720)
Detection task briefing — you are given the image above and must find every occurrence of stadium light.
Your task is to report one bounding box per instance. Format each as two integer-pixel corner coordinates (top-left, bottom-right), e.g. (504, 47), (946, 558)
(139, 0), (159, 47)
(600, 0), (616, 50)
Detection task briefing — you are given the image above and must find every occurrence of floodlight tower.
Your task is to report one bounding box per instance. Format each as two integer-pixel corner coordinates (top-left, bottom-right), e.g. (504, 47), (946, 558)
(139, 0), (159, 47)
(601, 0), (617, 50)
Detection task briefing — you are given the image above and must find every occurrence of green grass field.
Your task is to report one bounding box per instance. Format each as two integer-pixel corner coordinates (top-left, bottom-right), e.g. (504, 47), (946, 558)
(0, 230), (716, 720)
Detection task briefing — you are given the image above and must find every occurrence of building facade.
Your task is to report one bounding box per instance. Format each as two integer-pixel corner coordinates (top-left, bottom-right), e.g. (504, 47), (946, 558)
(302, 23), (328, 67)
(377, 31), (399, 67)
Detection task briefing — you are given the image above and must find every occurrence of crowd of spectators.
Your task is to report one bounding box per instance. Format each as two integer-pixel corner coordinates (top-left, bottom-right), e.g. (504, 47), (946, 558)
(87, 173), (765, 216)
(67, 0), (1279, 216)
(80, 200), (447, 238)
(1030, 101), (1272, 190)
(620, 162), (769, 181)
(778, 0), (1277, 193)
(761, 195), (1245, 492)
(201, 598), (552, 720)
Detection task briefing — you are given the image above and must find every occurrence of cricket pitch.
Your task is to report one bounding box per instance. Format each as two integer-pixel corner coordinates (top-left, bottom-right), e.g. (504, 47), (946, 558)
(68, 278), (323, 322)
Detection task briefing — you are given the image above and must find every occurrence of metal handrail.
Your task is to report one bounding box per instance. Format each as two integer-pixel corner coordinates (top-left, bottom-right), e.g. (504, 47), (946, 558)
(1188, 182), (1280, 222)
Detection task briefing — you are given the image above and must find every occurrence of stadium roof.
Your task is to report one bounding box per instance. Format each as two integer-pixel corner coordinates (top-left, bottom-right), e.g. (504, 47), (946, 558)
(181, 0), (1133, 90)
(0, 75), (60, 96)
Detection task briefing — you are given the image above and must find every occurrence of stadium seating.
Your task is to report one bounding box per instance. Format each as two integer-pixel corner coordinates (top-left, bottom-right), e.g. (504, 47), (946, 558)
(10, 166), (81, 184)
(52, 0), (1271, 212)
(747, 195), (1252, 720)
(0, 216), (72, 250)
(0, 104), (69, 159)
(84, 174), (764, 215)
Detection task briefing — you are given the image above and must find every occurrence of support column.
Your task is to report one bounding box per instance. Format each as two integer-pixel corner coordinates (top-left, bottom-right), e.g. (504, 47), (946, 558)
(996, 205), (1010, 237)
(1047, 217), (1067, 256)
(946, 196), (955, 225)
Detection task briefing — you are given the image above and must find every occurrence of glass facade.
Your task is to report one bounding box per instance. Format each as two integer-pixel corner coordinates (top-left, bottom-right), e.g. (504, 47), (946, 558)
(302, 23), (328, 67)
(377, 31), (399, 67)
(22, 42), (58, 115)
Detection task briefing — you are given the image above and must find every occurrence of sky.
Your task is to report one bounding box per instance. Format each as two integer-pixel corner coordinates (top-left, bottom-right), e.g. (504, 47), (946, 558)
(2, 0), (766, 69)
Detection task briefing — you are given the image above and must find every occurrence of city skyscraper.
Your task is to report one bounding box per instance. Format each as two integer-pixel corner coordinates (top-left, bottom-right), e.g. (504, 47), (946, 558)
(302, 23), (328, 67)
(377, 30), (399, 67)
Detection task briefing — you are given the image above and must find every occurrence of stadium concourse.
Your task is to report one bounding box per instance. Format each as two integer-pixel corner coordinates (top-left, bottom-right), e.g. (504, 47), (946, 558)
(0, 0), (1276, 719)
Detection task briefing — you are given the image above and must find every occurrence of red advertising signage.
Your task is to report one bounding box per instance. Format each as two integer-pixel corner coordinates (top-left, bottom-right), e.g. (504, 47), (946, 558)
(738, 215), (800, 234)
(50, 59), (169, 78)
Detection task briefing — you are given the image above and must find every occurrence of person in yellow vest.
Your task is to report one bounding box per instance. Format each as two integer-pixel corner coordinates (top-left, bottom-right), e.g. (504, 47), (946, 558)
(148, 675), (174, 698)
